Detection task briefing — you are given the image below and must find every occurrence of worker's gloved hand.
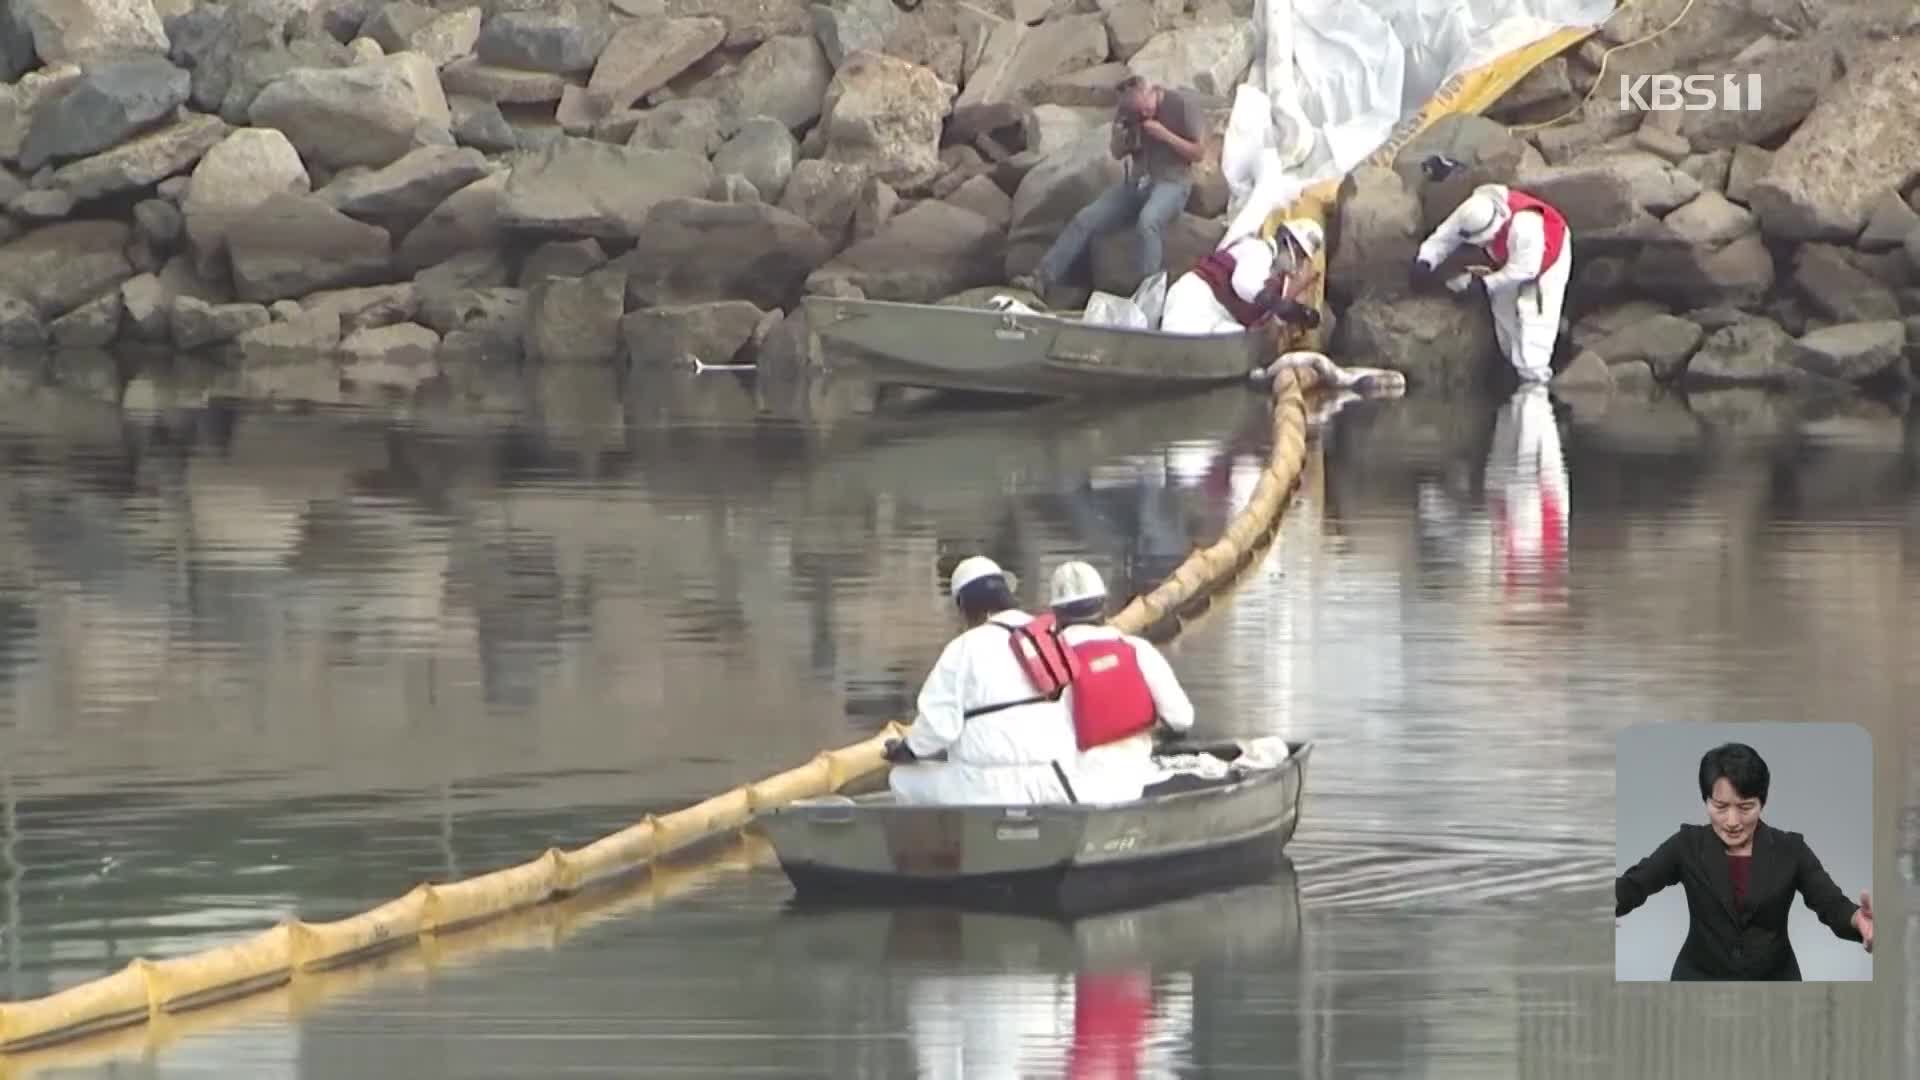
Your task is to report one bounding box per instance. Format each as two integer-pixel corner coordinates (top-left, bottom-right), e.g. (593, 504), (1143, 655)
(1444, 272), (1473, 294)
(881, 738), (917, 764)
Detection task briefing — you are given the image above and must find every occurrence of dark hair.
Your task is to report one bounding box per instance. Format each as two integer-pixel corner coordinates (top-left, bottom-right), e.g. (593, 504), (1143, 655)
(1115, 74), (1147, 95)
(1698, 742), (1770, 804)
(1051, 597), (1105, 625)
(956, 576), (1017, 622)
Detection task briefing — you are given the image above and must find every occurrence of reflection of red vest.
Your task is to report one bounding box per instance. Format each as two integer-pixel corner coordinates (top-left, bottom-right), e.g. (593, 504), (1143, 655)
(1490, 488), (1568, 589)
(1063, 634), (1157, 750)
(1485, 190), (1567, 272)
(1190, 249), (1269, 328)
(1066, 970), (1152, 1080)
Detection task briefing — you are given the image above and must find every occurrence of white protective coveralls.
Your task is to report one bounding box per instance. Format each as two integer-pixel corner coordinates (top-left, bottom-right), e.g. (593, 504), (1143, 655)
(1416, 184), (1572, 383)
(1048, 562), (1195, 804)
(1160, 219), (1324, 336)
(888, 557), (1079, 806)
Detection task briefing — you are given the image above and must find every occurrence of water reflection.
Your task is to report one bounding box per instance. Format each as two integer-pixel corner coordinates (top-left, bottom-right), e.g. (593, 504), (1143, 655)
(1486, 385), (1570, 608)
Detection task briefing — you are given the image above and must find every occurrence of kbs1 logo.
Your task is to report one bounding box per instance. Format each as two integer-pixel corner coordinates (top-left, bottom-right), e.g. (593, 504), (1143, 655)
(1619, 74), (1763, 112)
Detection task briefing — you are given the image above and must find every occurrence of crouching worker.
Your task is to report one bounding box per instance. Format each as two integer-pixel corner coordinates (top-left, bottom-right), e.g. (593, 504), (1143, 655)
(1046, 561), (1194, 804)
(885, 556), (1080, 806)
(1411, 180), (1572, 383)
(1161, 219), (1324, 338)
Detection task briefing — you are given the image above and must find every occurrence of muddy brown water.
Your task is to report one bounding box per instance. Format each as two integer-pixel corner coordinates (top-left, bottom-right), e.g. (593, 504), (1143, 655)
(0, 368), (1912, 1077)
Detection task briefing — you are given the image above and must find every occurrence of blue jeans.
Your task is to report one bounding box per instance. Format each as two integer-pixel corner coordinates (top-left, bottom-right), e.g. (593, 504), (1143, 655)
(1035, 175), (1192, 290)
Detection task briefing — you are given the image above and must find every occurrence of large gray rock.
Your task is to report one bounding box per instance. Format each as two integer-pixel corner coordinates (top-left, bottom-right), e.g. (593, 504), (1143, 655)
(1005, 126), (1122, 277)
(0, 292), (46, 347)
(226, 193), (394, 302)
(1790, 320), (1906, 383)
(809, 200), (1003, 303)
(300, 283), (418, 335)
(951, 14), (1107, 130)
(1790, 244), (1901, 324)
(1674, 40), (1840, 153)
(247, 51), (452, 169)
(395, 171), (506, 274)
(817, 49), (954, 191)
(170, 295), (270, 349)
(1858, 190), (1920, 254)
(1749, 40), (1920, 241)
(0, 63), (82, 163)
(1124, 23), (1251, 97)
(48, 289), (123, 347)
(183, 126), (311, 273)
(688, 33), (835, 131)
(18, 55), (189, 171)
(622, 300), (765, 369)
(1683, 317), (1799, 387)
(776, 158), (867, 249)
(811, 0), (896, 69)
(231, 308), (344, 367)
(440, 57), (570, 103)
(1393, 114), (1535, 233)
(319, 146), (491, 236)
(499, 138), (715, 240)
(450, 95), (516, 152)
(361, 3), (481, 66)
(22, 0), (170, 65)
(1, 1), (36, 82)
(1330, 164), (1421, 304)
(1661, 190), (1752, 249)
(0, 220), (135, 319)
(625, 99), (730, 156)
(588, 16), (724, 111)
(712, 117), (797, 205)
(1629, 228), (1774, 311)
(664, 0), (808, 51)
(619, 198), (832, 309)
(475, 5), (613, 75)
(518, 239), (606, 287)
(171, 4), (358, 126)
(1586, 313), (1703, 382)
(1335, 296), (1499, 392)
(48, 110), (227, 203)
(525, 265), (628, 364)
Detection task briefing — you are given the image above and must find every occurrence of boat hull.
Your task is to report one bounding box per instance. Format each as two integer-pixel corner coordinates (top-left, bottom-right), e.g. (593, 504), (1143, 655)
(760, 742), (1311, 917)
(803, 296), (1264, 399)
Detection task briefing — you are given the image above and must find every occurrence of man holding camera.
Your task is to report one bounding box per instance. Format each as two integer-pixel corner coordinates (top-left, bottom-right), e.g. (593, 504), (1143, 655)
(1012, 75), (1206, 302)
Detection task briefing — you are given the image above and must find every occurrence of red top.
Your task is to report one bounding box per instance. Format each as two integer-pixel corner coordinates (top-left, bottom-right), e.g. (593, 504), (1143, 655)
(1727, 854), (1751, 911)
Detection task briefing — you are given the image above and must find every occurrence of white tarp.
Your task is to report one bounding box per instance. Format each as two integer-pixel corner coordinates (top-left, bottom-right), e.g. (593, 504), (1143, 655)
(1222, 0), (1615, 243)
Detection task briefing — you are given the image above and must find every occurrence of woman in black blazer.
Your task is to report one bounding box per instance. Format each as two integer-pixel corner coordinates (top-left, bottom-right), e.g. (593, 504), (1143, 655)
(1616, 742), (1874, 981)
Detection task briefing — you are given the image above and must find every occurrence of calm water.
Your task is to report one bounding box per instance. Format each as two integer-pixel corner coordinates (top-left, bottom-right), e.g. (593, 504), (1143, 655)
(0, 363), (1914, 1078)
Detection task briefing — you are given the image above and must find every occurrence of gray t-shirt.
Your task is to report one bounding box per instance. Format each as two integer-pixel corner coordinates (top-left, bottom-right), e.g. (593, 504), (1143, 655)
(1137, 88), (1204, 182)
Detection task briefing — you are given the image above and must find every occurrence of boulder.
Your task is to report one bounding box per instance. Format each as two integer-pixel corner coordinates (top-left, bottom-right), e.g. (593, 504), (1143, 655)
(1724, 144), (1770, 206)
(132, 197), (183, 252)
(712, 117), (798, 205)
(247, 51), (452, 169)
(417, 287), (526, 356)
(451, 96), (516, 152)
(1486, 57), (1579, 126)
(950, 14), (1107, 133)
(525, 265), (628, 364)
(1, 1), (34, 82)
(1333, 295), (1498, 393)
(619, 198), (833, 309)
(1393, 114), (1535, 232)
(1005, 126), (1122, 277)
(475, 5), (614, 75)
(48, 289), (123, 347)
(339, 322), (440, 390)
(21, 0), (170, 64)
(440, 57), (570, 103)
(360, 3), (482, 67)
(319, 145), (491, 236)
(812, 0), (897, 69)
(48, 111), (227, 203)
(1683, 317), (1799, 387)
(499, 138), (714, 240)
(183, 126), (311, 272)
(1330, 165), (1421, 304)
(0, 293), (45, 347)
(0, 63), (82, 163)
(589, 16), (724, 110)
(1790, 320), (1906, 383)
(395, 171), (506, 273)
(1790, 245), (1901, 324)
(1585, 313), (1703, 382)
(519, 239), (606, 287)
(232, 308), (344, 367)
(18, 55), (189, 172)
(945, 172), (1012, 229)
(809, 200), (1003, 302)
(1858, 190), (1920, 254)
(776, 158), (867, 249)
(301, 283), (418, 335)
(1661, 190), (1752, 249)
(626, 99), (730, 157)
(817, 50), (954, 190)
(1749, 41), (1920, 241)
(226, 193), (394, 302)
(664, 0), (808, 51)
(1629, 228), (1774, 311)
(622, 300), (765, 369)
(170, 295), (270, 349)
(1124, 23), (1252, 97)
(0, 220), (134, 319)
(1678, 149), (1731, 194)
(1674, 40), (1840, 153)
(689, 33), (833, 131)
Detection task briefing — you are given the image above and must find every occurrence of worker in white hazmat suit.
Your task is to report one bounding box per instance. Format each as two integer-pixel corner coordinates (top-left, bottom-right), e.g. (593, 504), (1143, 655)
(885, 556), (1080, 806)
(1412, 183), (1572, 383)
(1045, 561), (1195, 804)
(1161, 219), (1324, 337)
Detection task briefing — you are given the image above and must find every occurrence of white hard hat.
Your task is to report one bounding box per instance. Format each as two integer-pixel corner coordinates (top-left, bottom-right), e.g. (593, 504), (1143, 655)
(1048, 560), (1107, 607)
(1280, 219), (1324, 261)
(949, 555), (1007, 599)
(1458, 185), (1507, 244)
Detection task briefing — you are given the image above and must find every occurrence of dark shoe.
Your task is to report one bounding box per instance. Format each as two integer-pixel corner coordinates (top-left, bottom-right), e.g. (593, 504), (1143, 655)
(1009, 273), (1046, 298)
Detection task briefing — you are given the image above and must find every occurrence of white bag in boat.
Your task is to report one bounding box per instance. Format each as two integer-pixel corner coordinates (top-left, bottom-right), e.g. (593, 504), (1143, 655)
(985, 294), (1041, 316)
(1081, 291), (1150, 330)
(1130, 271), (1169, 328)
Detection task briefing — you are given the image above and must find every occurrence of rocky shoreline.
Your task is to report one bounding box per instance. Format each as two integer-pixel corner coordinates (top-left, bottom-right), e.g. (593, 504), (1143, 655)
(0, 0), (1914, 407)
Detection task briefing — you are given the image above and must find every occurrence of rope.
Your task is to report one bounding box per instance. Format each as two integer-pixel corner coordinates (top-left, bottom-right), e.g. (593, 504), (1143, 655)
(1508, 0), (1700, 132)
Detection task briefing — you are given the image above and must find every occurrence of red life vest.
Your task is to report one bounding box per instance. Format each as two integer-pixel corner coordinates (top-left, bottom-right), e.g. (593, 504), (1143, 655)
(1485, 189), (1567, 272)
(962, 613), (1081, 719)
(1189, 248), (1271, 328)
(1060, 631), (1157, 751)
